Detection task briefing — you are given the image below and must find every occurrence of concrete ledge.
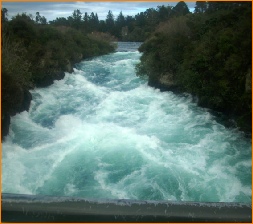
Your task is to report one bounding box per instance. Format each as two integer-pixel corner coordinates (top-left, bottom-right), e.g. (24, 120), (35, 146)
(1, 193), (252, 222)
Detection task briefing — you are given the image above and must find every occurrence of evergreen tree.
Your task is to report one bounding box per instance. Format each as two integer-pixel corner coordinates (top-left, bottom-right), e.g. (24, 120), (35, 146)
(89, 12), (99, 31)
(125, 15), (135, 32)
(105, 10), (115, 34)
(135, 12), (146, 27)
(106, 10), (114, 26)
(171, 1), (190, 17)
(35, 12), (47, 24)
(35, 12), (41, 23)
(82, 12), (90, 32)
(144, 8), (159, 28)
(157, 5), (172, 21)
(116, 11), (125, 27)
(115, 11), (125, 38)
(194, 1), (207, 13)
(40, 16), (47, 24)
(71, 9), (82, 29)
(2, 8), (8, 23)
(49, 17), (68, 26)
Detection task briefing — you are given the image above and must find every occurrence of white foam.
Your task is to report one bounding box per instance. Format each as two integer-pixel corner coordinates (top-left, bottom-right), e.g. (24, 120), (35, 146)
(2, 48), (251, 203)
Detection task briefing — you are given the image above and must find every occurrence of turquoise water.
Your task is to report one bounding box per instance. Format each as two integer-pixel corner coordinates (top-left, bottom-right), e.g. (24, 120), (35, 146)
(2, 42), (251, 202)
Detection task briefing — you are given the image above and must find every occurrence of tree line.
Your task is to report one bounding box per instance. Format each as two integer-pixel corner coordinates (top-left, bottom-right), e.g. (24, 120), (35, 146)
(48, 1), (190, 41)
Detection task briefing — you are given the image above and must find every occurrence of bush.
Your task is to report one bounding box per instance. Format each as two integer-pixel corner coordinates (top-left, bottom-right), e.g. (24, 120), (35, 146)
(136, 4), (252, 133)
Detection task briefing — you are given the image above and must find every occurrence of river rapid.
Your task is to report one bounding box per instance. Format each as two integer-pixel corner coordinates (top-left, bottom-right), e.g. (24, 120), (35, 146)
(2, 42), (251, 203)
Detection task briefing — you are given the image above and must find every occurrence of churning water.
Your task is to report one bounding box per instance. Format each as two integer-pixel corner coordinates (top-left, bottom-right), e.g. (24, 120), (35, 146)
(2, 42), (251, 203)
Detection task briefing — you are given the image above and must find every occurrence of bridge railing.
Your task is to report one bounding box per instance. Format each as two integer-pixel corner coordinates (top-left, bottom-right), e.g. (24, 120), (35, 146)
(1, 193), (252, 222)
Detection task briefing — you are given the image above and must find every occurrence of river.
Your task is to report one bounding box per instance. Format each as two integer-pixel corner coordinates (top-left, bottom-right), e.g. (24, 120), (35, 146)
(2, 42), (251, 203)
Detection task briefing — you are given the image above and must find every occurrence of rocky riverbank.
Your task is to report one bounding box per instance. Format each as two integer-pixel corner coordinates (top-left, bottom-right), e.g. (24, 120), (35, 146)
(2, 13), (116, 140)
(136, 3), (251, 135)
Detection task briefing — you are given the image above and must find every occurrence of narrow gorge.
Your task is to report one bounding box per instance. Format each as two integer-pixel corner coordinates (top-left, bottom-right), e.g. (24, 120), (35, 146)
(2, 43), (251, 203)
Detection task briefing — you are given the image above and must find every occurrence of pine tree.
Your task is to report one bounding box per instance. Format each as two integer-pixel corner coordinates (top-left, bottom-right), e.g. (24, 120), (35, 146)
(194, 1), (207, 13)
(171, 1), (190, 17)
(105, 10), (115, 34)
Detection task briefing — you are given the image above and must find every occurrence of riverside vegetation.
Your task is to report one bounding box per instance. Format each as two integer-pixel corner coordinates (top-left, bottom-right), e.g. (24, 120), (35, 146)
(136, 2), (252, 135)
(1, 3), (189, 139)
(1, 10), (116, 139)
(1, 1), (252, 138)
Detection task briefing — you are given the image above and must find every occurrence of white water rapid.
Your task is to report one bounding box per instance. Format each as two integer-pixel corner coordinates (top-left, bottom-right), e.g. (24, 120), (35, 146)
(2, 42), (251, 203)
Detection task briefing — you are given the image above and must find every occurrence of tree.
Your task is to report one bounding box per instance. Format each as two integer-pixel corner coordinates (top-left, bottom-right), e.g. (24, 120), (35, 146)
(9, 13), (36, 47)
(83, 12), (90, 24)
(2, 8), (8, 23)
(135, 12), (146, 27)
(35, 12), (47, 24)
(35, 12), (41, 23)
(144, 8), (159, 28)
(171, 1), (190, 17)
(106, 10), (114, 27)
(98, 20), (106, 32)
(116, 11), (125, 27)
(49, 17), (68, 26)
(71, 9), (82, 29)
(194, 1), (207, 13)
(157, 5), (172, 21)
(40, 16), (47, 24)
(89, 12), (99, 31)
(72, 9), (82, 21)
(125, 15), (135, 32)
(115, 11), (126, 38)
(82, 12), (90, 32)
(206, 2), (235, 12)
(105, 10), (115, 34)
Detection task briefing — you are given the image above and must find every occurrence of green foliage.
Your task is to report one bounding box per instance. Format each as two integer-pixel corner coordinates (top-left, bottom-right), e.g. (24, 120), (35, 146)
(2, 33), (32, 116)
(48, 2), (190, 41)
(1, 9), (116, 134)
(1, 8), (8, 23)
(137, 16), (191, 81)
(194, 1), (207, 13)
(36, 12), (47, 24)
(8, 13), (37, 47)
(171, 1), (190, 17)
(136, 2), (252, 133)
(2, 33), (31, 87)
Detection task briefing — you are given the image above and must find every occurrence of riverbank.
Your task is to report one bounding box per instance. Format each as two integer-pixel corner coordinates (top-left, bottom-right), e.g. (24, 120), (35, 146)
(148, 78), (251, 138)
(136, 3), (252, 135)
(2, 14), (116, 139)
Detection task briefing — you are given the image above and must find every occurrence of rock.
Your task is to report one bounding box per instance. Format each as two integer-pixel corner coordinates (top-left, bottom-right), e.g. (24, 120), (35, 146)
(159, 73), (175, 87)
(2, 76), (24, 116)
(148, 73), (180, 92)
(245, 68), (251, 93)
(35, 70), (65, 87)
(20, 89), (32, 112)
(1, 82), (32, 140)
(65, 60), (74, 73)
(1, 114), (10, 140)
(54, 71), (65, 81)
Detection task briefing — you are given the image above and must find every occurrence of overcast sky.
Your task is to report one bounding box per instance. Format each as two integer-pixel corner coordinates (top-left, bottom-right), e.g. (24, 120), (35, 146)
(2, 2), (196, 22)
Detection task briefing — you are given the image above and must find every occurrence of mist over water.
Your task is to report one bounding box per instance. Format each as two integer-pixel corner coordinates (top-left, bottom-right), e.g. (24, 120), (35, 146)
(2, 42), (251, 202)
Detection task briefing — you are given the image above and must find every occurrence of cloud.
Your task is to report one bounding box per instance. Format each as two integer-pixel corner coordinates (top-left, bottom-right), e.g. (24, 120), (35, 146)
(2, 2), (195, 21)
